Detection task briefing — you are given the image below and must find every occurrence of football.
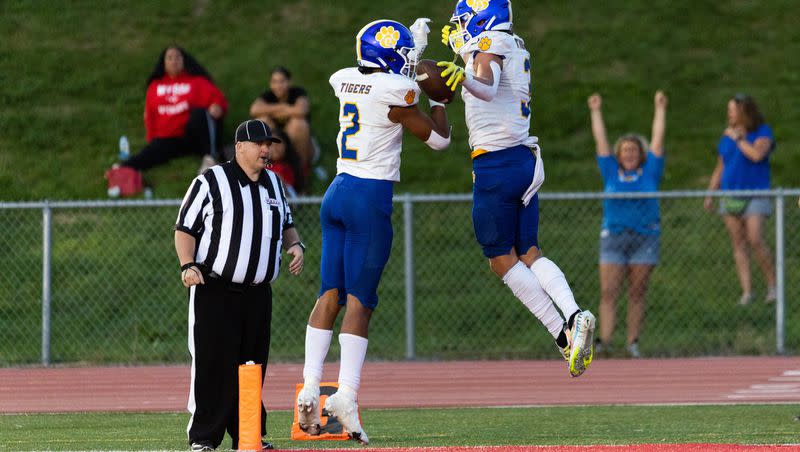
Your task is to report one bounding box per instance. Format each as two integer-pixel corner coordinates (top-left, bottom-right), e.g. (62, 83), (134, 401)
(416, 59), (456, 104)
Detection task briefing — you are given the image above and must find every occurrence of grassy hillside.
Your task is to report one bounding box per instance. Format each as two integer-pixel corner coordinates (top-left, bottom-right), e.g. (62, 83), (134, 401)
(2, 0), (799, 200)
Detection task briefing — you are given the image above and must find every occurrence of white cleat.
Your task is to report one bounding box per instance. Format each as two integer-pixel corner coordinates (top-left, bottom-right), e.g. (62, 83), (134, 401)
(568, 310), (596, 378)
(323, 391), (369, 445)
(297, 385), (321, 435)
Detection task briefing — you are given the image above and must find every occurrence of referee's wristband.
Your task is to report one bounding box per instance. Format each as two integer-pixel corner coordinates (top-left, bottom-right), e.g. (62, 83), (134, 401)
(288, 241), (306, 252)
(181, 262), (198, 271)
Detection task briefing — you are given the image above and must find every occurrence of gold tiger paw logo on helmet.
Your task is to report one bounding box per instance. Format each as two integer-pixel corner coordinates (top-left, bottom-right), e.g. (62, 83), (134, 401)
(376, 26), (401, 49)
(467, 0), (490, 12)
(478, 37), (492, 51)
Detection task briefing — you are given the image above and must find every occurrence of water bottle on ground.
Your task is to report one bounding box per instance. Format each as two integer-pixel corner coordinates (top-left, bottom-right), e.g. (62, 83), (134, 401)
(107, 186), (121, 198)
(118, 135), (130, 161)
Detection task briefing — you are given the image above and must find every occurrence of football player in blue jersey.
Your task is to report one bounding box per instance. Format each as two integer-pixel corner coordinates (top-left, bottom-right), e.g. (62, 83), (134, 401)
(295, 18), (450, 445)
(438, 0), (597, 378)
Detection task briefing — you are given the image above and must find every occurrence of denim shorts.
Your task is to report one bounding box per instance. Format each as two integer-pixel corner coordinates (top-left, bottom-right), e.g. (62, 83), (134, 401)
(599, 229), (660, 265)
(718, 196), (773, 217)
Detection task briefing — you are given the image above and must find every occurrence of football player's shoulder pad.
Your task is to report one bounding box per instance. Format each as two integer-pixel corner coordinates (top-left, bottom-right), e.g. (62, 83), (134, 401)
(329, 67), (359, 91)
(460, 31), (516, 58)
(377, 73), (420, 107)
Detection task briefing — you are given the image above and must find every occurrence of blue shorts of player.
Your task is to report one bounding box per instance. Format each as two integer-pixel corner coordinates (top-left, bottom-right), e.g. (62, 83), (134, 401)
(319, 173), (394, 310)
(599, 229), (660, 265)
(472, 145), (539, 259)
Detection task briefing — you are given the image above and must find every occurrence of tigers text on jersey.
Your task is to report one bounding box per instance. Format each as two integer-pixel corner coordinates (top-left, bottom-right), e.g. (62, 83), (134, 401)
(329, 67), (420, 182)
(459, 31), (532, 153)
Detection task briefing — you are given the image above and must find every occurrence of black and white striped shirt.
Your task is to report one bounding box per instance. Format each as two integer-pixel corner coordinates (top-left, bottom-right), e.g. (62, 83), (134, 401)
(175, 159), (294, 285)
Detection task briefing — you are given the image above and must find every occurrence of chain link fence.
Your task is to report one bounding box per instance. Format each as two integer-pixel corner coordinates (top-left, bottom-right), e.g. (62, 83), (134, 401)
(1, 190), (798, 366)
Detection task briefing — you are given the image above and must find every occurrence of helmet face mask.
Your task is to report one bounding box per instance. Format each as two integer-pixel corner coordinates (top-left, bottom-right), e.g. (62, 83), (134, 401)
(356, 20), (418, 80)
(395, 46), (418, 79)
(449, 12), (473, 51)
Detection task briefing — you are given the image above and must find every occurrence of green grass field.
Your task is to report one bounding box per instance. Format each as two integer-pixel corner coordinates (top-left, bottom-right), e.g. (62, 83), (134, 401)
(2, 0), (800, 199)
(1, 405), (798, 451)
(3, 7), (799, 452)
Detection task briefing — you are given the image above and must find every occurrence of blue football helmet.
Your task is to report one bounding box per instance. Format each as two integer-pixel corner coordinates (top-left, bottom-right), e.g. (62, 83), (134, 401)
(356, 20), (418, 79)
(449, 0), (513, 50)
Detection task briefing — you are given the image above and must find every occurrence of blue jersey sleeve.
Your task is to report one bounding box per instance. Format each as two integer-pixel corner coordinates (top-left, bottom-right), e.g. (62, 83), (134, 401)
(643, 151), (665, 182)
(596, 155), (618, 185)
(752, 124), (776, 152)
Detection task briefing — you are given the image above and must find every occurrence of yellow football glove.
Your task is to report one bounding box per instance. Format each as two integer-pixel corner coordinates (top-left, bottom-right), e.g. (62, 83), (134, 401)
(441, 25), (452, 47)
(441, 24), (465, 52)
(437, 61), (466, 92)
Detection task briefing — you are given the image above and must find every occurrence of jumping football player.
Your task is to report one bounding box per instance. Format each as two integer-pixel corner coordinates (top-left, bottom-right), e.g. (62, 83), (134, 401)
(296, 18), (449, 445)
(438, 0), (597, 377)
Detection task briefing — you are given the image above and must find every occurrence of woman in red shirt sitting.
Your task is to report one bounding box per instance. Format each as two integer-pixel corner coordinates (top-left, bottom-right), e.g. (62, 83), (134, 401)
(123, 45), (228, 174)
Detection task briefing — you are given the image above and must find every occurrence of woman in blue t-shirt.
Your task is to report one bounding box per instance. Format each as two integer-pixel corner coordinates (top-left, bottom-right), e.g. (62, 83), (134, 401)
(588, 91), (667, 358)
(704, 94), (776, 306)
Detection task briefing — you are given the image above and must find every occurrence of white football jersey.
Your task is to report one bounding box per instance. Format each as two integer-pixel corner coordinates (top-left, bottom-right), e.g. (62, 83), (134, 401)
(459, 31), (532, 153)
(329, 68), (420, 182)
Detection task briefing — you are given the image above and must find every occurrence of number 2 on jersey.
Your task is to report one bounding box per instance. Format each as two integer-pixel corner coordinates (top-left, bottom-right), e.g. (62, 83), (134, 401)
(340, 103), (360, 160)
(521, 57), (532, 118)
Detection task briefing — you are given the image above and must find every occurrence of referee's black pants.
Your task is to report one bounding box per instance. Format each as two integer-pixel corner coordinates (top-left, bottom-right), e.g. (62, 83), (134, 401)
(187, 277), (272, 449)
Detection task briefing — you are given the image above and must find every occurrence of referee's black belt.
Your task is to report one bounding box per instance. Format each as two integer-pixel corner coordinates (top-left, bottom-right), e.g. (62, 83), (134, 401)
(207, 271), (269, 291)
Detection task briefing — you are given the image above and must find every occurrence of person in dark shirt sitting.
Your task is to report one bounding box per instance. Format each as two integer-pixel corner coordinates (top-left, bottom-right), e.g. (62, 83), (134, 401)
(250, 67), (313, 192)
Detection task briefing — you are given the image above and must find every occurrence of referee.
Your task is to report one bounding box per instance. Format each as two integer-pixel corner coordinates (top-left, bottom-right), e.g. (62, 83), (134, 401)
(174, 119), (305, 452)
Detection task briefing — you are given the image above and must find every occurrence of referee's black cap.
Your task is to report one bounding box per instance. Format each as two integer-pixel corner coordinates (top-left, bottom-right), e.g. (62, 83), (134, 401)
(235, 119), (282, 144)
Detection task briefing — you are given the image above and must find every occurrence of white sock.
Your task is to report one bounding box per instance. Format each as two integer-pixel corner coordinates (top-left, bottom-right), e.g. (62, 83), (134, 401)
(503, 261), (564, 338)
(337, 333), (368, 394)
(530, 257), (580, 320)
(302, 325), (333, 387)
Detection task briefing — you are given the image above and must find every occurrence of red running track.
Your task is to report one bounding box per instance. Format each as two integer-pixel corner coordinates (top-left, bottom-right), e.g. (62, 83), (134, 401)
(1, 357), (799, 413)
